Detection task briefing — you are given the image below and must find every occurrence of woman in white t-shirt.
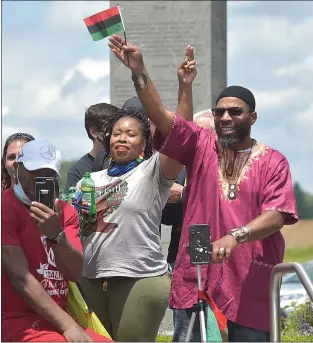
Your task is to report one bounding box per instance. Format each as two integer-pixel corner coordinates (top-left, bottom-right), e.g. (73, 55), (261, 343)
(77, 47), (197, 342)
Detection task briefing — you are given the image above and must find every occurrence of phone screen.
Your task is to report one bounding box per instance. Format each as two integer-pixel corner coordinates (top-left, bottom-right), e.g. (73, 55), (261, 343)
(35, 177), (56, 210)
(189, 224), (212, 265)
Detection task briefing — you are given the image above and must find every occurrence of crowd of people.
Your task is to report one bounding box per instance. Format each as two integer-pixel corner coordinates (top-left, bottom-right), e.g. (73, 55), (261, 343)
(1, 36), (298, 343)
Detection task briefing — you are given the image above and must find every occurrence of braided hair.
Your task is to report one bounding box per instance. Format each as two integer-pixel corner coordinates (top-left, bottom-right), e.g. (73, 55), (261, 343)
(101, 108), (154, 160)
(1, 133), (35, 191)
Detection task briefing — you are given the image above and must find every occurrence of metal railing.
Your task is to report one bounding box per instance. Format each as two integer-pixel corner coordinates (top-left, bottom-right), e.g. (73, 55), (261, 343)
(270, 262), (313, 342)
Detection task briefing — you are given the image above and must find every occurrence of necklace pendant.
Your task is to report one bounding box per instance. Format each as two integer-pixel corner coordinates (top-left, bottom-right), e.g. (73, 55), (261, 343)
(228, 184), (237, 200)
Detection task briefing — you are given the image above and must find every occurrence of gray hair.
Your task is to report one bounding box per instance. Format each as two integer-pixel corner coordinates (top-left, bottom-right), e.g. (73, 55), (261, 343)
(193, 109), (215, 130)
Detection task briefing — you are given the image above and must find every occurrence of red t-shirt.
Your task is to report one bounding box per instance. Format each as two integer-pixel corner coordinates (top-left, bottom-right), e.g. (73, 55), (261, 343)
(1, 188), (82, 341)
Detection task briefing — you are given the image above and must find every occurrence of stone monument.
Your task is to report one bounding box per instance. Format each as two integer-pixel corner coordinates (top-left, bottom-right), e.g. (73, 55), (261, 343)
(110, 1), (227, 112)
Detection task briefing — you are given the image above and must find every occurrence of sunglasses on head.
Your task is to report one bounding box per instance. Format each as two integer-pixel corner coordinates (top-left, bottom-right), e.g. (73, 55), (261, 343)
(211, 107), (246, 117)
(6, 132), (35, 142)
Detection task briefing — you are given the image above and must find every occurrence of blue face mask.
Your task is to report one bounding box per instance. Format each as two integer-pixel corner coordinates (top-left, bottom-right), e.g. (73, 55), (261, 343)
(13, 169), (32, 206)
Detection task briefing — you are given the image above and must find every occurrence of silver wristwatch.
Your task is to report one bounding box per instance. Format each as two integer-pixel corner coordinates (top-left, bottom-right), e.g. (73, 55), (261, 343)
(229, 226), (250, 243)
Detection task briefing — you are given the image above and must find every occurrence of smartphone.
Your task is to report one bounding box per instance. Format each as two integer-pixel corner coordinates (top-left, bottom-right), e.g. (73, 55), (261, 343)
(188, 224), (212, 265)
(35, 177), (56, 210)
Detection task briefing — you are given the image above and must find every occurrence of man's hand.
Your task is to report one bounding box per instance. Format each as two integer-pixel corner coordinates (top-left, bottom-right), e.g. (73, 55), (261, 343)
(177, 45), (197, 85)
(108, 34), (145, 73)
(212, 234), (238, 263)
(63, 325), (94, 342)
(29, 199), (63, 240)
(167, 183), (184, 203)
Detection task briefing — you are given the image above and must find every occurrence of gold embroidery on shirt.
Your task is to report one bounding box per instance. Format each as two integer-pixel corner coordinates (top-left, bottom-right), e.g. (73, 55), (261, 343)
(262, 207), (296, 215)
(218, 142), (269, 202)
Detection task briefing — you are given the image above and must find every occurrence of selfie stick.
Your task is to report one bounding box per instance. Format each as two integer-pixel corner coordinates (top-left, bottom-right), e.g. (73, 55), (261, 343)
(185, 264), (207, 342)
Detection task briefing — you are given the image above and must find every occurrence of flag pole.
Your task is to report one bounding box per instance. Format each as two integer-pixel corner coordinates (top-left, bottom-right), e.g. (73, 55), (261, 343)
(123, 31), (130, 67)
(118, 5), (130, 66)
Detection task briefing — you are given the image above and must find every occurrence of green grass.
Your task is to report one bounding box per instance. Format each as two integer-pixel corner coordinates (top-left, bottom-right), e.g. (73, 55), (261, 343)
(156, 333), (313, 342)
(156, 335), (172, 342)
(282, 302), (313, 341)
(284, 245), (313, 263)
(282, 332), (313, 342)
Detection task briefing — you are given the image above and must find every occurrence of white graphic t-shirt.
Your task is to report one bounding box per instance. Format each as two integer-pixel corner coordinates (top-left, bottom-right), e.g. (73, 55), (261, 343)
(77, 153), (174, 278)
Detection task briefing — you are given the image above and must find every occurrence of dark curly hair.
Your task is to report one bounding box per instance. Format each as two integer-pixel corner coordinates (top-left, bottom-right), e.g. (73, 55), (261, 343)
(1, 133), (35, 191)
(101, 108), (154, 160)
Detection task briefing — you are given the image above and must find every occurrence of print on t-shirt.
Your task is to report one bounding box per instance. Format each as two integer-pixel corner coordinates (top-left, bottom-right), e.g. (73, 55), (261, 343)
(37, 236), (68, 297)
(95, 179), (128, 234)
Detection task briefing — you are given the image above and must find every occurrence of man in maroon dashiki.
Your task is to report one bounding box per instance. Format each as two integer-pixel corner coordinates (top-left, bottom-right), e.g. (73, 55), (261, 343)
(153, 86), (298, 342)
(107, 34), (298, 342)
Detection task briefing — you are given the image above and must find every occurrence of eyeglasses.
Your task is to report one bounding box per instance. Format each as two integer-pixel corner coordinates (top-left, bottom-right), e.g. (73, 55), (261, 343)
(6, 132), (35, 142)
(211, 107), (245, 117)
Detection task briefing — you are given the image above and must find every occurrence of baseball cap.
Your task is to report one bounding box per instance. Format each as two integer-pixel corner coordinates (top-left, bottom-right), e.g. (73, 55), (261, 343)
(17, 140), (61, 177)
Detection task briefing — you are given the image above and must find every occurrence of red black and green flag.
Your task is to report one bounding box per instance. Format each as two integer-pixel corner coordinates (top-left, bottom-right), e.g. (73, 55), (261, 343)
(84, 6), (125, 41)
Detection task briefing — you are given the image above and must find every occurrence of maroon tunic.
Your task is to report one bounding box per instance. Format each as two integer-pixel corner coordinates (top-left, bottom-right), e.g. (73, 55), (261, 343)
(154, 115), (298, 331)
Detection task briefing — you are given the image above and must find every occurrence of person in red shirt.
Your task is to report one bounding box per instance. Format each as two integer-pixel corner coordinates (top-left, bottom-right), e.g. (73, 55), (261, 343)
(1, 139), (112, 342)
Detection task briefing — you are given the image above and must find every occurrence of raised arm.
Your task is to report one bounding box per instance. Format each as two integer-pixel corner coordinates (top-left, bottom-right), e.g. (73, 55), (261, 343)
(157, 45), (197, 179)
(108, 35), (174, 136)
(108, 35), (201, 176)
(176, 45), (196, 121)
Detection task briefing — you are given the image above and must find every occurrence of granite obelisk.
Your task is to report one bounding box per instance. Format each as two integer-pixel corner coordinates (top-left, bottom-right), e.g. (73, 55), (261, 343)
(110, 1), (227, 112)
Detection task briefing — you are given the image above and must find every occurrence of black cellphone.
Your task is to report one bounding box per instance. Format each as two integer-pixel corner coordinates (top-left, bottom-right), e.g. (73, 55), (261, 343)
(35, 177), (56, 210)
(188, 224), (212, 265)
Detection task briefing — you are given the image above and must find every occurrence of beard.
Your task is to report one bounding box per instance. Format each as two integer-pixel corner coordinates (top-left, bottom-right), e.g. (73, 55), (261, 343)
(216, 121), (251, 149)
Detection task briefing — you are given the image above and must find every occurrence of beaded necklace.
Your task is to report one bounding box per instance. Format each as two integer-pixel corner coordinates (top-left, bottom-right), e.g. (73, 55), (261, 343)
(221, 139), (256, 200)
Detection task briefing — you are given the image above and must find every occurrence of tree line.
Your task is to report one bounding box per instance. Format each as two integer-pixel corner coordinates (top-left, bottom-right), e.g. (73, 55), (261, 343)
(293, 182), (313, 220)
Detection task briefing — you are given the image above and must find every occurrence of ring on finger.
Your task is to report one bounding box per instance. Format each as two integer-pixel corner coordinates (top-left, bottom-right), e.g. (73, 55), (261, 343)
(219, 247), (226, 255)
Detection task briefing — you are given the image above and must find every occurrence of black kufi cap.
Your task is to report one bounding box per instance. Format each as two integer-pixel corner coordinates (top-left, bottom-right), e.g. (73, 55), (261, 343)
(216, 85), (256, 111)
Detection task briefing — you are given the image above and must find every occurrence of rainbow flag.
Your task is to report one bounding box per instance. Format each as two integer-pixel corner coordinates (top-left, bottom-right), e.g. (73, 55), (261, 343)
(84, 6), (125, 41)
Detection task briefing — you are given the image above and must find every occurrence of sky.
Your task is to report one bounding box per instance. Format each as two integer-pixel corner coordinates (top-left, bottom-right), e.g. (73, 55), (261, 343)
(1, 1), (312, 192)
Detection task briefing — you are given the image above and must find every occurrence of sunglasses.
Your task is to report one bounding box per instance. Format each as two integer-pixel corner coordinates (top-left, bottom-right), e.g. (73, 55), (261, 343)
(6, 132), (35, 142)
(211, 107), (245, 117)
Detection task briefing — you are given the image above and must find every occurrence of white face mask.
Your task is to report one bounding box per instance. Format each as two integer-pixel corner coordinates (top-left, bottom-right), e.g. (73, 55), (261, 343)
(13, 168), (32, 206)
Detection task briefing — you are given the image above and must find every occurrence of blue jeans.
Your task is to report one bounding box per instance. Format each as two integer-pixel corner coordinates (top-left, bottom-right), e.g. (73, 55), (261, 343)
(172, 308), (202, 342)
(172, 308), (270, 342)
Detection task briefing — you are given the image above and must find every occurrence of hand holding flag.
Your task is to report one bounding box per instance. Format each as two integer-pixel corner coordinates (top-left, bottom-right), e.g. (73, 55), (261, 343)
(108, 35), (145, 74)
